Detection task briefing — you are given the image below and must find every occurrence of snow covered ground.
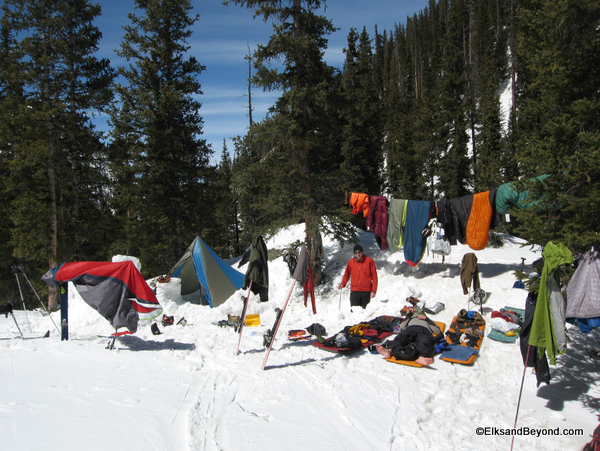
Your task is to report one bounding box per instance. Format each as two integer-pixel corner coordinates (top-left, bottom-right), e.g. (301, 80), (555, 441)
(1, 224), (598, 450)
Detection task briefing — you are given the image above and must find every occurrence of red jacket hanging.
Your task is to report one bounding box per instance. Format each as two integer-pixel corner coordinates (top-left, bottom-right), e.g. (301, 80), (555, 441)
(366, 195), (389, 251)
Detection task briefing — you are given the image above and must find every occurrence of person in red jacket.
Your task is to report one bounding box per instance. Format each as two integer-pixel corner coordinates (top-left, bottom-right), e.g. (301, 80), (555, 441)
(337, 244), (378, 309)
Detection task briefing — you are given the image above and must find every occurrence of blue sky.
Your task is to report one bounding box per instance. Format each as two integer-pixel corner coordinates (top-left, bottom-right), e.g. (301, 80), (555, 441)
(93, 0), (430, 163)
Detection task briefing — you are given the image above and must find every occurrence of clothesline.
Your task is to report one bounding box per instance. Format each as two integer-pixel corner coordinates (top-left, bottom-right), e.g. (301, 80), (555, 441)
(347, 190), (503, 266)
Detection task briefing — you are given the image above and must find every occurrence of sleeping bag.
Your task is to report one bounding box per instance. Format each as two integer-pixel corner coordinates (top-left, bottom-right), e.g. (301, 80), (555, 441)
(448, 195), (473, 244)
(403, 200), (432, 266)
(386, 198), (406, 251)
(466, 191), (493, 250)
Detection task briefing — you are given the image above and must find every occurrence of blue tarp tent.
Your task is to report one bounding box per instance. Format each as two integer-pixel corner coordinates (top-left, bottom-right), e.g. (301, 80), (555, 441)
(168, 236), (244, 308)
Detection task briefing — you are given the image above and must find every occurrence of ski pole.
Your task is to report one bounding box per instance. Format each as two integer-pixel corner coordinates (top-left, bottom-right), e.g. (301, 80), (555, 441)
(20, 268), (60, 335)
(10, 311), (24, 339)
(511, 344), (532, 451)
(13, 269), (32, 333)
(1, 303), (24, 339)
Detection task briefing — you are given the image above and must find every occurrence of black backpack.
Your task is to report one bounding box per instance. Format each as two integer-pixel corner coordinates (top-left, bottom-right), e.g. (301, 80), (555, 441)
(283, 251), (298, 277)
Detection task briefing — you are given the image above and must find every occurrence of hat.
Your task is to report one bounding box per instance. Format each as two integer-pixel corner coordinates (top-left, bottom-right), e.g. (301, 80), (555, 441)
(353, 244), (363, 253)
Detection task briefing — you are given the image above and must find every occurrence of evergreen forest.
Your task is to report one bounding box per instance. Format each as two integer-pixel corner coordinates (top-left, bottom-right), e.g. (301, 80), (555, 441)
(1, 0), (598, 309)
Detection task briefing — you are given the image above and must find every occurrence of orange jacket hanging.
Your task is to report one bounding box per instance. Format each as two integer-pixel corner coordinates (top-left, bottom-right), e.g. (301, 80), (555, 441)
(350, 192), (370, 217)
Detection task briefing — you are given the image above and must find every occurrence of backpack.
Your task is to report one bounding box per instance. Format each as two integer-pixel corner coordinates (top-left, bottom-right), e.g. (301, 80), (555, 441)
(432, 238), (451, 256)
(427, 220), (451, 256)
(283, 251), (298, 277)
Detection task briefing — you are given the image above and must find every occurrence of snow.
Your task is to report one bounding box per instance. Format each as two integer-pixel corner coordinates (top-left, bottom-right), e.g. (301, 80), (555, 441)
(1, 224), (598, 450)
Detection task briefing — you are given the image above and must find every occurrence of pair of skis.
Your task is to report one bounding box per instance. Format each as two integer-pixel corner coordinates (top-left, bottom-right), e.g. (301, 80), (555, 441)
(235, 281), (253, 356)
(237, 244), (311, 368)
(234, 279), (297, 370)
(260, 280), (296, 370)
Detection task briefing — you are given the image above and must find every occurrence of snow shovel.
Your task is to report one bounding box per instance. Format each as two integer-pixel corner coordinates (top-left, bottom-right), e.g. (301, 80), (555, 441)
(244, 314), (261, 327)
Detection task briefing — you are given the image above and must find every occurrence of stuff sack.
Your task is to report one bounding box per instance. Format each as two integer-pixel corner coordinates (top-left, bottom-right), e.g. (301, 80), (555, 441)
(432, 239), (451, 256)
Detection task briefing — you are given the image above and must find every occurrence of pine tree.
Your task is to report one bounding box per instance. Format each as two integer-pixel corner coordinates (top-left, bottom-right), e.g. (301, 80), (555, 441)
(436, 0), (471, 199)
(513, 0), (600, 252)
(226, 0), (348, 283)
(472, 0), (508, 192)
(339, 27), (383, 197)
(0, 0), (115, 309)
(209, 142), (240, 258)
(109, 0), (213, 276)
(384, 21), (430, 200)
(0, 19), (22, 302)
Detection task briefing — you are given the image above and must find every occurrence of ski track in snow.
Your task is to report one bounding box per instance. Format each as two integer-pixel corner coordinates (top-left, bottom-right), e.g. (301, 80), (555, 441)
(1, 226), (598, 450)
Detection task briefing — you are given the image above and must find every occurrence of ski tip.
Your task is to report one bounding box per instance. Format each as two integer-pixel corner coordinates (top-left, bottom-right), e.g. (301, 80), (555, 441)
(43, 330), (50, 338)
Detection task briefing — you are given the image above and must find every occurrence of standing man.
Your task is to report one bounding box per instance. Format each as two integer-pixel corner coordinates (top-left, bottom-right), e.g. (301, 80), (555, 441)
(337, 244), (378, 309)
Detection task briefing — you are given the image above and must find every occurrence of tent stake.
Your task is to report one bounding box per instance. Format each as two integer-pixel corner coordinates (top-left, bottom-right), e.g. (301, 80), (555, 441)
(510, 344), (532, 451)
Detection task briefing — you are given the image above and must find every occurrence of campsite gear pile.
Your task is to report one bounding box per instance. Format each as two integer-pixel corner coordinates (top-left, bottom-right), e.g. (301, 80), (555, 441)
(488, 307), (525, 343)
(213, 313), (260, 332)
(151, 315), (190, 336)
(287, 323), (328, 342)
(440, 309), (486, 365)
(311, 316), (398, 354)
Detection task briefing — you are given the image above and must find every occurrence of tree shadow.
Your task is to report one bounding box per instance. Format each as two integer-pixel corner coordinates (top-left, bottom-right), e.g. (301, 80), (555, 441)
(535, 328), (600, 413)
(383, 260), (535, 281)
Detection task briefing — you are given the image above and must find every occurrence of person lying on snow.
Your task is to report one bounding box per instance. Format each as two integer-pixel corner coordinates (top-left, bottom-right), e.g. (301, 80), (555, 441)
(375, 307), (443, 366)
